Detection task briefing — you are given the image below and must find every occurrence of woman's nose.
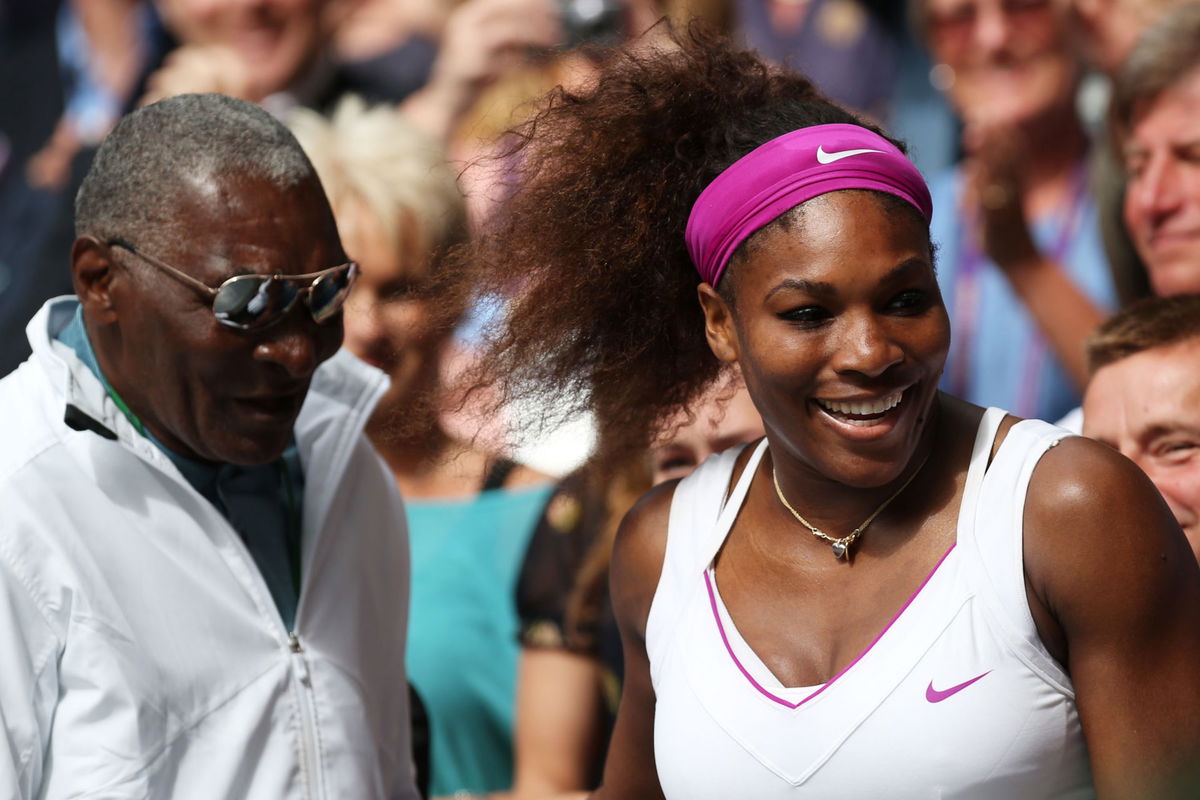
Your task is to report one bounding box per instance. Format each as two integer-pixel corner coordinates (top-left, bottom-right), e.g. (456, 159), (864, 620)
(831, 313), (904, 378)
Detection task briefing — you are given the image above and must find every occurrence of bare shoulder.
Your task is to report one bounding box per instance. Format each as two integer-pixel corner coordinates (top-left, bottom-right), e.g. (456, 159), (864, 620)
(1025, 434), (1180, 551)
(1023, 434), (1199, 631)
(1023, 436), (1200, 796)
(610, 479), (678, 642)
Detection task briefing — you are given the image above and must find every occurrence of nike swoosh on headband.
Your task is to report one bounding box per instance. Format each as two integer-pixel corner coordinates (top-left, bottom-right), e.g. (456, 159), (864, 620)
(816, 144), (885, 164)
(925, 670), (992, 703)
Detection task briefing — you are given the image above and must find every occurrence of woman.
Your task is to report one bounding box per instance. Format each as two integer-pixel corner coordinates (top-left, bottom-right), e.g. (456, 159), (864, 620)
(289, 98), (552, 799)
(447, 24), (1200, 798)
(915, 0), (1118, 421)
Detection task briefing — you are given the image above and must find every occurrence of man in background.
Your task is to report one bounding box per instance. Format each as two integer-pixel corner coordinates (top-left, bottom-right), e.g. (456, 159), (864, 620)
(1083, 294), (1200, 564)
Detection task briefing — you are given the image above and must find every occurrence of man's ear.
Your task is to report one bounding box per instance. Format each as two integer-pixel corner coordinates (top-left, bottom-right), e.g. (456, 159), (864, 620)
(697, 282), (739, 364)
(71, 236), (120, 324)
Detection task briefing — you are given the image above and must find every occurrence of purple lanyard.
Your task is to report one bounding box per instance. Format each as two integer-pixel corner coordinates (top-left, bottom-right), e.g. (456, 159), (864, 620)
(947, 163), (1088, 417)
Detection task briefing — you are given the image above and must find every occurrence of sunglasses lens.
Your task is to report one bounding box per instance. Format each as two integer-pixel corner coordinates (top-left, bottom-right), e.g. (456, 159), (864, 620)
(213, 276), (300, 329)
(308, 263), (357, 323)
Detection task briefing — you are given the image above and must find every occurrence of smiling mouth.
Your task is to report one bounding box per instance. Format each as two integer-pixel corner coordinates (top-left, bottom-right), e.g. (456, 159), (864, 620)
(1149, 229), (1200, 248)
(815, 390), (904, 427)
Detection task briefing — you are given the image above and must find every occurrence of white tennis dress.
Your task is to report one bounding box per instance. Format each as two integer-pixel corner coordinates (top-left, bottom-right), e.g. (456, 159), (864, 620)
(647, 408), (1094, 798)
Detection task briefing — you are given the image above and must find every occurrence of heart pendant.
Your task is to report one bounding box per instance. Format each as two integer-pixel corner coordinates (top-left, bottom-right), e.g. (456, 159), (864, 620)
(831, 541), (848, 559)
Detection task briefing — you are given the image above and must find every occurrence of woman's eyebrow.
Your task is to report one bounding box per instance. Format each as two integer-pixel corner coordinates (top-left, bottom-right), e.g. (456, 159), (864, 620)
(763, 257), (930, 302)
(765, 277), (836, 302)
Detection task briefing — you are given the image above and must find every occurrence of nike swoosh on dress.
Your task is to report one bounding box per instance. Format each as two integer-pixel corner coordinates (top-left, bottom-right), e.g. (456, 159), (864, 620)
(925, 670), (992, 703)
(816, 145), (885, 164)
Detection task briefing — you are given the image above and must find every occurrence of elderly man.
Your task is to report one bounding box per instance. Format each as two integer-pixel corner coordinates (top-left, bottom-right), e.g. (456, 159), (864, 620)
(0, 94), (419, 799)
(1114, 1), (1200, 297)
(1082, 294), (1200, 564)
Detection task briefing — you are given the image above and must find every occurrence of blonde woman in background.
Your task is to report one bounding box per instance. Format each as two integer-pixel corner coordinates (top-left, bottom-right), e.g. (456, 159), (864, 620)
(290, 98), (552, 799)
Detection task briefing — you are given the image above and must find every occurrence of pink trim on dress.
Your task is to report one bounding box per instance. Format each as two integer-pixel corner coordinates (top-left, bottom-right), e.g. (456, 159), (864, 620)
(703, 543), (957, 709)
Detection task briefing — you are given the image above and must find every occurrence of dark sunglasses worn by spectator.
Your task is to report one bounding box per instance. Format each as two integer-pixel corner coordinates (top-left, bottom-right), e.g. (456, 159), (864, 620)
(107, 238), (358, 331)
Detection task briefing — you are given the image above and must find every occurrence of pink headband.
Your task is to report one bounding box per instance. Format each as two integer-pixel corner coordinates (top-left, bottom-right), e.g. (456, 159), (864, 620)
(685, 123), (933, 286)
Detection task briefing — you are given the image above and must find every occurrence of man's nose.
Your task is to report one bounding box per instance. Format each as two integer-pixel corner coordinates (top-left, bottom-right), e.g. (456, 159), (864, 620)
(254, 315), (325, 378)
(1133, 456), (1193, 528)
(1130, 154), (1184, 226)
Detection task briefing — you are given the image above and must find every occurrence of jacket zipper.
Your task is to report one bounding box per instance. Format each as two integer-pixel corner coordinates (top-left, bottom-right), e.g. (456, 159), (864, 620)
(289, 632), (323, 798)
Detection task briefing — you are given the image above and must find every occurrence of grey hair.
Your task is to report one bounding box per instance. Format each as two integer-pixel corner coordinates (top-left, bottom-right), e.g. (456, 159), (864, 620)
(1114, 1), (1200, 130)
(76, 93), (319, 244)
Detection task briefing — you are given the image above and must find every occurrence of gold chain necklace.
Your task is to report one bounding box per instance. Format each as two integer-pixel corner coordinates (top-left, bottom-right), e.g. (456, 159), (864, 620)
(771, 448), (932, 560)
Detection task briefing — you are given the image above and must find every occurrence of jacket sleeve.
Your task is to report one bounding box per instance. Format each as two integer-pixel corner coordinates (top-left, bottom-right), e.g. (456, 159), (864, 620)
(0, 540), (61, 799)
(357, 443), (421, 800)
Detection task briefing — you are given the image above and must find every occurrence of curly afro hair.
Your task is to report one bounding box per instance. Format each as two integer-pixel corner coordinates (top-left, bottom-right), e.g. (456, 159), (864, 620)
(443, 21), (906, 465)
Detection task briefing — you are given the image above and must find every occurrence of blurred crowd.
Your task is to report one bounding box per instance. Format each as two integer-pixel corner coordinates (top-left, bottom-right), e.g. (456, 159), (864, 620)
(2, 0), (1199, 798)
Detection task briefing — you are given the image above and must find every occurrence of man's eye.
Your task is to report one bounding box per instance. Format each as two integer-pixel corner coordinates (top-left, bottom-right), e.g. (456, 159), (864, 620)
(1156, 440), (1198, 463)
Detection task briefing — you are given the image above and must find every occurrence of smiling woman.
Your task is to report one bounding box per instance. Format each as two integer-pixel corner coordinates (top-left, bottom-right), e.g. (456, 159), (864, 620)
(444, 22), (1200, 799)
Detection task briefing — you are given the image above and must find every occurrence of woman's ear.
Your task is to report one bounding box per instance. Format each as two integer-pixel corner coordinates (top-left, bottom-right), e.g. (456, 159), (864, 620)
(70, 236), (119, 324)
(697, 282), (739, 364)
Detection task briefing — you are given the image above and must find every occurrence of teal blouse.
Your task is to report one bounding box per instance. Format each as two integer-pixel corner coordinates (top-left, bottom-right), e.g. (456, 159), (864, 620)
(405, 484), (553, 797)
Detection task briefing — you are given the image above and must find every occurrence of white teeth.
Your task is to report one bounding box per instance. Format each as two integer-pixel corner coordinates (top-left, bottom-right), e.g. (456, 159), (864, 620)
(817, 391), (903, 417)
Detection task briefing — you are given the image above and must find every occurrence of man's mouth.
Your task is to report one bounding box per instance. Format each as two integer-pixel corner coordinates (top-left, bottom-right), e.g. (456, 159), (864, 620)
(235, 391), (305, 417)
(1148, 227), (1200, 250)
(814, 390), (904, 427)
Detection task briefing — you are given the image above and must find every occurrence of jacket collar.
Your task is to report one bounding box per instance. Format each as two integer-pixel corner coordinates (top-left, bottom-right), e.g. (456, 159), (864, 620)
(27, 296), (390, 463)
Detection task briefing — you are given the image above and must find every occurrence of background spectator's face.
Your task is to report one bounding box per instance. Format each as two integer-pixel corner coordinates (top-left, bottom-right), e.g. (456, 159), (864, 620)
(155, 0), (325, 99)
(336, 199), (445, 413)
(1123, 67), (1200, 297)
(1059, 0), (1170, 75)
(650, 383), (764, 485)
(1083, 338), (1200, 562)
(925, 0), (1078, 127)
(101, 172), (345, 465)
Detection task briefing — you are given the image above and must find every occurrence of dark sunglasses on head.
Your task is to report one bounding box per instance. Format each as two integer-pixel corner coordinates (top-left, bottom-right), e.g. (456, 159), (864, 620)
(107, 239), (358, 331)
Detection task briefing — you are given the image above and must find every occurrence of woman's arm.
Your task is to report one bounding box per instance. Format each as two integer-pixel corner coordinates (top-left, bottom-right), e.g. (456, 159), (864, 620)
(587, 484), (675, 800)
(1025, 437), (1200, 798)
(511, 648), (605, 799)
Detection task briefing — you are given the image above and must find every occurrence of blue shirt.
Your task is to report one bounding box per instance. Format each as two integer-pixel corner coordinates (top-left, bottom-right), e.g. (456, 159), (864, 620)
(56, 305), (305, 629)
(929, 167), (1117, 422)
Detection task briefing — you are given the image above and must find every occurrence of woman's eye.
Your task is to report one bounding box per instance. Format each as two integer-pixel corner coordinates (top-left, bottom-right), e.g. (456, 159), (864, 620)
(887, 289), (930, 313)
(779, 306), (831, 326)
(1125, 157), (1147, 181)
(377, 277), (426, 301)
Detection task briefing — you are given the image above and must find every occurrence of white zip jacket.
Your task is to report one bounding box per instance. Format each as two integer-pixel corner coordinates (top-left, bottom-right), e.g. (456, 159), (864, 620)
(0, 298), (420, 799)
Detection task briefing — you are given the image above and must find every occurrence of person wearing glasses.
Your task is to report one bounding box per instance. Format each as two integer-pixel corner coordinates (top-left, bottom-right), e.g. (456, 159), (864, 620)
(0, 93), (420, 799)
(444, 25), (1200, 798)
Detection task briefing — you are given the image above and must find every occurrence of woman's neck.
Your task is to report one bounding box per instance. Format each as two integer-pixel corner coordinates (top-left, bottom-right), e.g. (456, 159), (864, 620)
(766, 402), (945, 543)
(371, 420), (496, 500)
